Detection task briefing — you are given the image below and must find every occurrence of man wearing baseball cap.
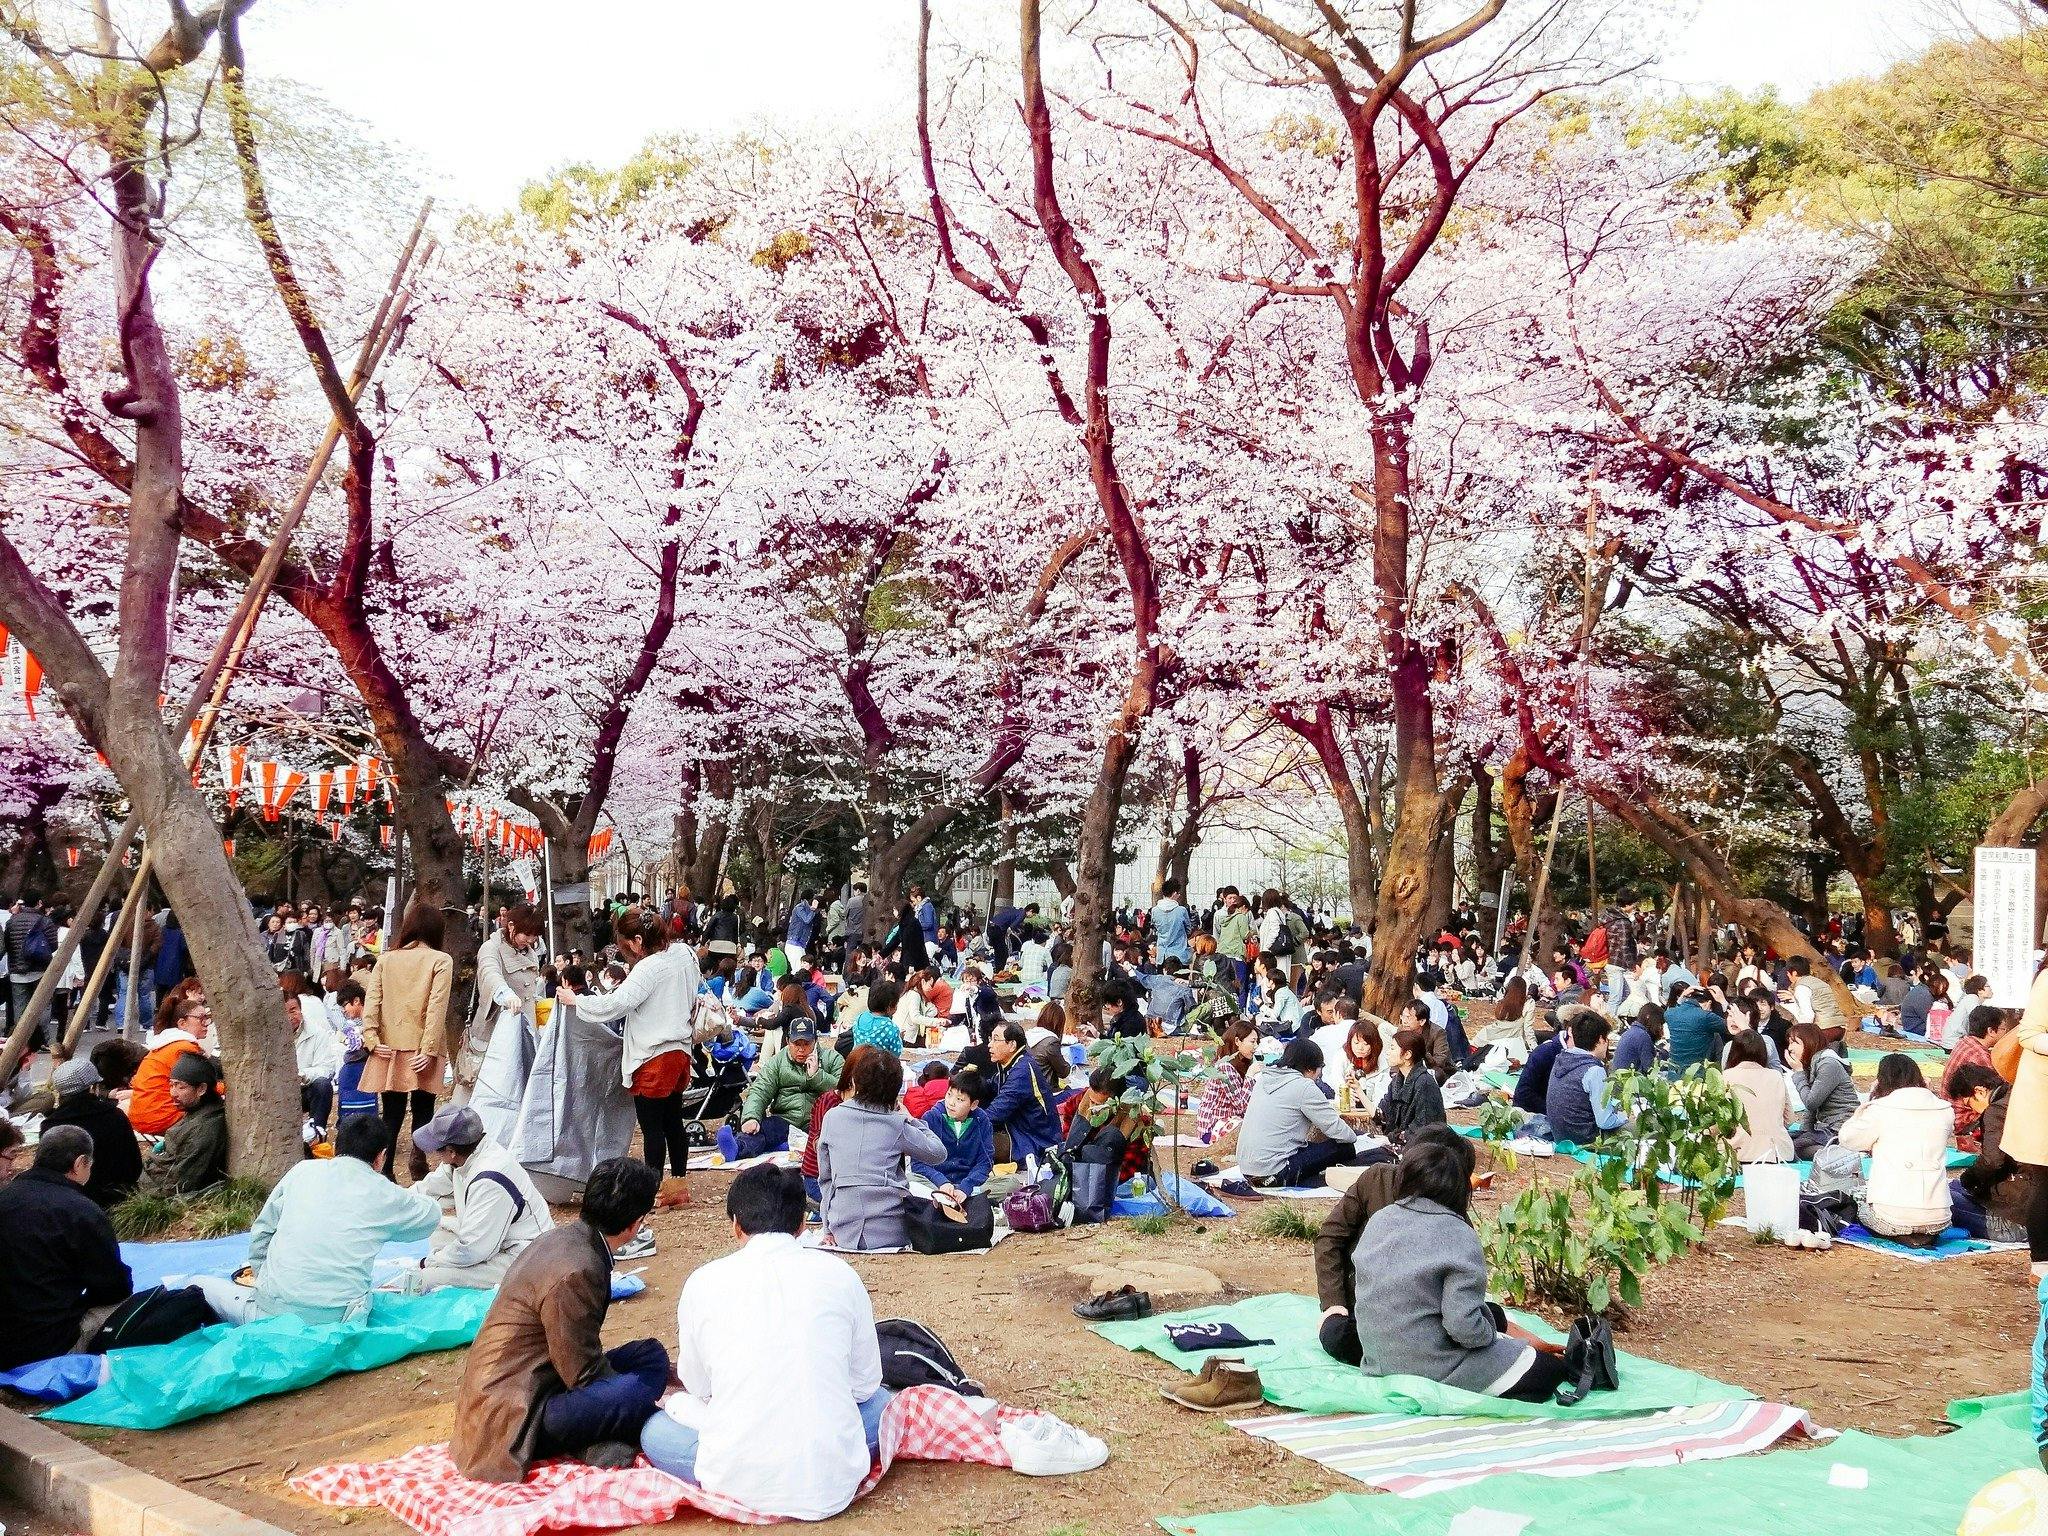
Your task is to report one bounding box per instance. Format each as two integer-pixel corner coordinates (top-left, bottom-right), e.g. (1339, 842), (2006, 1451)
(137, 1052), (228, 1198)
(728, 1015), (842, 1163)
(400, 1106), (553, 1293)
(41, 1059), (141, 1208)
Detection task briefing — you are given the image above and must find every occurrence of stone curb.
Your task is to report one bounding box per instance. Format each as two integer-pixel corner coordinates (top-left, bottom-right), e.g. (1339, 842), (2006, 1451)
(0, 1405), (296, 1536)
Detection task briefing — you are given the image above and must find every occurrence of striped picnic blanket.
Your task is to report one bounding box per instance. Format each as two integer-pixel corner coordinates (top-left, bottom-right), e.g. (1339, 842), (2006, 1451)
(1232, 1400), (1817, 1496)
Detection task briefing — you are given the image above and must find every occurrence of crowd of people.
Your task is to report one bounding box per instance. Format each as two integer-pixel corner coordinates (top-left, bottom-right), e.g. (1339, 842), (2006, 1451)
(2, 867), (2046, 1493)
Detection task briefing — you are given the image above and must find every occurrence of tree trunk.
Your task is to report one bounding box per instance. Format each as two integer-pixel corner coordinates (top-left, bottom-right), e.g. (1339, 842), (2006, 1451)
(1277, 705), (1377, 930)
(992, 793), (1018, 909)
(1595, 789), (1863, 1026)
(1070, 728), (1143, 1022)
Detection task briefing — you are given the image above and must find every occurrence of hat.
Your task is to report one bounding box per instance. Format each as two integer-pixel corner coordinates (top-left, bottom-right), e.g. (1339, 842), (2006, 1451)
(53, 1059), (102, 1096)
(168, 1051), (218, 1090)
(413, 1105), (486, 1154)
(786, 1017), (819, 1043)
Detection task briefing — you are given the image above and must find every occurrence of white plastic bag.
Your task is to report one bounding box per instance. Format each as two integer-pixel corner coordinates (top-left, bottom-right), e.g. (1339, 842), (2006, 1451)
(1743, 1161), (1801, 1241)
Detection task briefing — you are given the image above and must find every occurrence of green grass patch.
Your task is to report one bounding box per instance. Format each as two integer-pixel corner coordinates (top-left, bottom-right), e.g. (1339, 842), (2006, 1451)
(111, 1189), (185, 1240)
(1249, 1202), (1321, 1241)
(1127, 1212), (1175, 1236)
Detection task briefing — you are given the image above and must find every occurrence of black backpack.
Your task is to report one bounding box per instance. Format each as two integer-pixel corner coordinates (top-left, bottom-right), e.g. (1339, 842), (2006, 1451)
(876, 1317), (980, 1395)
(88, 1284), (218, 1353)
(1553, 1313), (1620, 1406)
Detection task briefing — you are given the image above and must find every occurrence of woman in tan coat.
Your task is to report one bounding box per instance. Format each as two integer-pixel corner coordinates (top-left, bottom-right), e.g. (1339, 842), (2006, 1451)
(1996, 965), (2048, 1275)
(360, 900), (453, 1181)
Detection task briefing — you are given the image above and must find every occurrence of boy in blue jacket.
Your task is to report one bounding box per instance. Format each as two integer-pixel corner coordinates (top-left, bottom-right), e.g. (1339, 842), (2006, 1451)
(912, 1070), (995, 1199)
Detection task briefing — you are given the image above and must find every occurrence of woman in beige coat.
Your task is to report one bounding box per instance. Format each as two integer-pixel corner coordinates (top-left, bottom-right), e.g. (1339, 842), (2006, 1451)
(1723, 1032), (1795, 1164)
(1997, 965), (2048, 1274)
(360, 900), (454, 1181)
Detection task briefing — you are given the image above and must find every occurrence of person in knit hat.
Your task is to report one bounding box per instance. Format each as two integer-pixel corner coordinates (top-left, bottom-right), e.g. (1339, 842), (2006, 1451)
(137, 1052), (228, 1197)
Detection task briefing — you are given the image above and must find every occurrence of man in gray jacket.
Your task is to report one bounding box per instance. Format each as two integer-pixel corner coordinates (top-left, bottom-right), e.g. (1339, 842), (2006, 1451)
(1234, 1039), (1362, 1187)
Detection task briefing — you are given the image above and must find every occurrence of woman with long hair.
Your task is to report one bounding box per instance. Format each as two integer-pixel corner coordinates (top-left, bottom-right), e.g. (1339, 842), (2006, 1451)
(561, 907), (701, 1207)
(360, 899), (454, 1180)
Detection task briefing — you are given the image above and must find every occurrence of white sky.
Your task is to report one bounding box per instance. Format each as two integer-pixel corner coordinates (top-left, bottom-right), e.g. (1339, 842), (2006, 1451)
(244, 0), (1999, 211)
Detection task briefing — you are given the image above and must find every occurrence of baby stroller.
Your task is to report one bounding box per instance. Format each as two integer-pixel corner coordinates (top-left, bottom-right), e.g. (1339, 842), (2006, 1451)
(678, 1030), (756, 1147)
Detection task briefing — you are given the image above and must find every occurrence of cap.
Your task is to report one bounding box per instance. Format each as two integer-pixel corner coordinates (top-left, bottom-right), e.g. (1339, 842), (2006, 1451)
(412, 1105), (486, 1154)
(168, 1051), (218, 1089)
(53, 1059), (102, 1095)
(786, 1017), (819, 1043)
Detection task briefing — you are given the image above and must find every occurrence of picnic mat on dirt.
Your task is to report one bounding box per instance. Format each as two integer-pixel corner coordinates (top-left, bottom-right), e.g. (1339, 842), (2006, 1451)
(1835, 1223), (2026, 1262)
(1091, 1294), (1751, 1420)
(120, 1231), (434, 1290)
(292, 1383), (1036, 1534)
(1160, 1392), (2032, 1536)
(41, 1288), (493, 1429)
(1233, 1399), (1817, 1496)
(1454, 1126), (1975, 1187)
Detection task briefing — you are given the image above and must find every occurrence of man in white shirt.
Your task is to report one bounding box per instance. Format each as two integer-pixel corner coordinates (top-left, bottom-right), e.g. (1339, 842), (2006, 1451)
(396, 1106), (553, 1293)
(286, 982), (341, 1138)
(639, 1165), (891, 1519)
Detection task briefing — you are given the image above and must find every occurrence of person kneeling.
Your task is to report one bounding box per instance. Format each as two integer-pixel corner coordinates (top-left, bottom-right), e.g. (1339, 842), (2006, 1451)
(640, 1165), (892, 1520)
(194, 1113), (443, 1325)
(1353, 1138), (1569, 1403)
(454, 1157), (670, 1479)
(397, 1106), (553, 1293)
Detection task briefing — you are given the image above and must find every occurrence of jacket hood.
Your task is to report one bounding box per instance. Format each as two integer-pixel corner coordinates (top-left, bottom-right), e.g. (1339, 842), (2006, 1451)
(1251, 1067), (1312, 1099)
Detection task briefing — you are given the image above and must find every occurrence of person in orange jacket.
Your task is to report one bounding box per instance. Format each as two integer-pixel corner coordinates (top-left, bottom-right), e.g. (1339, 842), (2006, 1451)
(126, 988), (210, 1136)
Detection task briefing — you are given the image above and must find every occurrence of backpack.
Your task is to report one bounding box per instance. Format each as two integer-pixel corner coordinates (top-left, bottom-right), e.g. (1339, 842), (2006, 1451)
(876, 1317), (981, 1394)
(88, 1284), (217, 1353)
(19, 916), (53, 969)
(1553, 1314), (1620, 1406)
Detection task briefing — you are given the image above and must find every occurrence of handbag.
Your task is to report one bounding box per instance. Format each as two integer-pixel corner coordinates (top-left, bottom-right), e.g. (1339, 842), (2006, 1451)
(1002, 1181), (1059, 1232)
(1993, 1027), (2023, 1084)
(905, 1193), (995, 1253)
(1553, 1313), (1620, 1406)
(1069, 1159), (1117, 1224)
(88, 1285), (217, 1353)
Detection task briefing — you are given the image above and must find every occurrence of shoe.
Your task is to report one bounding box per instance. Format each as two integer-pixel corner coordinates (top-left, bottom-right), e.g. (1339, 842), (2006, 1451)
(716, 1125), (738, 1162)
(1162, 1362), (1264, 1413)
(581, 1440), (640, 1470)
(1073, 1284), (1151, 1321)
(999, 1413), (1109, 1475)
(616, 1228), (657, 1260)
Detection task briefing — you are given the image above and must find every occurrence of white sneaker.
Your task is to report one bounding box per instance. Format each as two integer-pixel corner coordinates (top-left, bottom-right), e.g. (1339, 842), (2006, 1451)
(616, 1228), (657, 1260)
(999, 1413), (1108, 1476)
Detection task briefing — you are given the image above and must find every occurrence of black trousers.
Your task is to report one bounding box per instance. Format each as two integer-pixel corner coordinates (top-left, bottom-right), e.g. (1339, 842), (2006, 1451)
(634, 1091), (689, 1178)
(2026, 1163), (2048, 1262)
(377, 1090), (436, 1177)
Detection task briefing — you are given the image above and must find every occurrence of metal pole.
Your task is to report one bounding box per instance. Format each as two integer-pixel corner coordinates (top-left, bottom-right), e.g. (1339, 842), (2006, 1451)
(1, 206), (435, 1083)
(543, 839), (558, 961)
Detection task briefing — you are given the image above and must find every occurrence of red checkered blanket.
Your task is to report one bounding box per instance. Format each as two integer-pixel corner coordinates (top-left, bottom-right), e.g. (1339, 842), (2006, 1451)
(290, 1384), (1024, 1534)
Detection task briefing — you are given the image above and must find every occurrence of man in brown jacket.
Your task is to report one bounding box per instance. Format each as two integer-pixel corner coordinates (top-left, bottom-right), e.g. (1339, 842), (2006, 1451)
(1311, 1125), (1473, 1365)
(452, 1158), (669, 1480)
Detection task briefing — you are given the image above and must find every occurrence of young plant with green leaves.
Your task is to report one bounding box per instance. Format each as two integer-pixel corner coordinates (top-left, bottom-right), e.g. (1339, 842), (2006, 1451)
(1600, 1065), (1745, 1226)
(1082, 1033), (1212, 1209)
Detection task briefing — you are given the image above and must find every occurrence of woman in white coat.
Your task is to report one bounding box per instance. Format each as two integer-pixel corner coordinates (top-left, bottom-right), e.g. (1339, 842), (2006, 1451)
(1837, 1053), (1953, 1244)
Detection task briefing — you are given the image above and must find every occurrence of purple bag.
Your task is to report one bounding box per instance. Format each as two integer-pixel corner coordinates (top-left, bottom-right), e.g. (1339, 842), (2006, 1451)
(1002, 1181), (1058, 1233)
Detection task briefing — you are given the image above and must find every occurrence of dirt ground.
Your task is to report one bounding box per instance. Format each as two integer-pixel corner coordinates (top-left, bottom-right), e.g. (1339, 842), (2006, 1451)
(57, 1157), (2037, 1536)
(29, 1026), (2033, 1536)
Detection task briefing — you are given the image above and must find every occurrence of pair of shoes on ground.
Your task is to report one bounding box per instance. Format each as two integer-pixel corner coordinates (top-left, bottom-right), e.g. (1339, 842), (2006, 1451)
(999, 1412), (1110, 1474)
(1161, 1356), (1264, 1413)
(1073, 1284), (1150, 1321)
(1779, 1228), (1833, 1251)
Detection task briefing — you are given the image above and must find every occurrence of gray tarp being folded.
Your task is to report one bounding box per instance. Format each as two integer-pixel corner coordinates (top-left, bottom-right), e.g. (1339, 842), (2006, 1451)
(473, 1004), (635, 1197)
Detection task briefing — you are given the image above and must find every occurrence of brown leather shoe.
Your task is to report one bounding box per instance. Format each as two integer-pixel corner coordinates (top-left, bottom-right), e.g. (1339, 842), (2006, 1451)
(1161, 1362), (1263, 1413)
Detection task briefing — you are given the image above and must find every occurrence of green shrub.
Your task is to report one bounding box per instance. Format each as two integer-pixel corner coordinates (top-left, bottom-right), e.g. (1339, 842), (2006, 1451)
(187, 1177), (271, 1238)
(1482, 1163), (1701, 1315)
(1127, 1212), (1175, 1236)
(1600, 1065), (1744, 1225)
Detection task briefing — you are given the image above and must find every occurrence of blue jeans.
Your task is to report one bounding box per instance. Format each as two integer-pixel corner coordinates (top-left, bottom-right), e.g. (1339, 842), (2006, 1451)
(535, 1339), (671, 1456)
(640, 1387), (892, 1482)
(722, 1115), (790, 1162)
(113, 971), (155, 1036)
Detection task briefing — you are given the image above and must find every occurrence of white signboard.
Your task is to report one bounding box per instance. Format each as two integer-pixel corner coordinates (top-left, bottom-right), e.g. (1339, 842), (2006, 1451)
(1973, 845), (2037, 1009)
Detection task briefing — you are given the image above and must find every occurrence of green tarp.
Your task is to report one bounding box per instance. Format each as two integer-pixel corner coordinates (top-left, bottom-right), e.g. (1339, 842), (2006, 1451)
(1158, 1393), (2035, 1536)
(1091, 1293), (1752, 1420)
(43, 1288), (492, 1430)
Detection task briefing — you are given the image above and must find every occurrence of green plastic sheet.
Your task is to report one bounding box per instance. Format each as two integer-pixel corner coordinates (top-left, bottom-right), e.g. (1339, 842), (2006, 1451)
(1157, 1393), (2035, 1536)
(43, 1288), (493, 1430)
(1091, 1293), (1752, 1420)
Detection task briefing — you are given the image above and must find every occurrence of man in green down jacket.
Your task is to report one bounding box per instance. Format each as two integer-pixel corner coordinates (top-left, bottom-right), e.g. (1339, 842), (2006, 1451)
(730, 1019), (843, 1161)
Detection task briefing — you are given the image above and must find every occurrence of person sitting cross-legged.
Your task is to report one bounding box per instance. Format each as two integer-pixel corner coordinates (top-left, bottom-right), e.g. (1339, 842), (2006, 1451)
(394, 1106), (553, 1293)
(194, 1113), (442, 1325)
(911, 1068), (994, 1200)
(0, 1125), (133, 1370)
(453, 1157), (671, 1480)
(640, 1165), (892, 1520)
(729, 1017), (844, 1163)
(1542, 1011), (1630, 1146)
(1237, 1038), (1363, 1188)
